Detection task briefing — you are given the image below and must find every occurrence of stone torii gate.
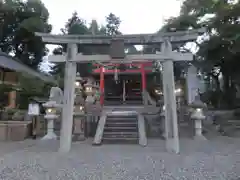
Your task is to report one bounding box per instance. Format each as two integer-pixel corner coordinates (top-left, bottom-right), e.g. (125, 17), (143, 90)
(36, 28), (204, 153)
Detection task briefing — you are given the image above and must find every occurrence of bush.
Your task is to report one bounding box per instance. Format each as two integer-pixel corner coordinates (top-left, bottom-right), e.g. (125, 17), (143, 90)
(200, 90), (225, 109)
(234, 108), (240, 117)
(0, 108), (25, 121)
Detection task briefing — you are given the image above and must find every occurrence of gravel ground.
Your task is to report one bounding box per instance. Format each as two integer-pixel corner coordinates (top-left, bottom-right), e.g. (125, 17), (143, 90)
(0, 138), (239, 180)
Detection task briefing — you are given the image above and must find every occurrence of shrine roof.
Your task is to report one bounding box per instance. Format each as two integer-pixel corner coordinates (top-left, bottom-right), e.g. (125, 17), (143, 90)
(0, 51), (54, 83)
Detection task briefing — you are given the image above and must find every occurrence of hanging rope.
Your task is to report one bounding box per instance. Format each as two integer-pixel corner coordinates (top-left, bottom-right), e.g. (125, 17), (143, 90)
(92, 60), (114, 68)
(114, 67), (118, 81)
(93, 60), (140, 84)
(93, 60), (139, 69)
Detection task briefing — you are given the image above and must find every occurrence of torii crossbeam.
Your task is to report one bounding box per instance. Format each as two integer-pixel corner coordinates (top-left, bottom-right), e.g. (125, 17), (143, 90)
(48, 53), (193, 63)
(36, 28), (204, 45)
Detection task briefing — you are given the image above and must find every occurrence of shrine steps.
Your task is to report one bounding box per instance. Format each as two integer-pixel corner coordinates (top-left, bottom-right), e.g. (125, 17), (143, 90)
(93, 111), (147, 146)
(102, 114), (139, 144)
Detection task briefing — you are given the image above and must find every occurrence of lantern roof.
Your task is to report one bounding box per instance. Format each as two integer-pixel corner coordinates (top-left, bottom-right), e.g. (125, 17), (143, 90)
(76, 72), (83, 81)
(84, 82), (99, 89)
(43, 100), (62, 108)
(189, 95), (206, 108)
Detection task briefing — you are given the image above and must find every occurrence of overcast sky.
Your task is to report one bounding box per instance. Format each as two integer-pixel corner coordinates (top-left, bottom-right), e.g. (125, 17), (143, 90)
(41, 0), (182, 34)
(40, 0), (182, 71)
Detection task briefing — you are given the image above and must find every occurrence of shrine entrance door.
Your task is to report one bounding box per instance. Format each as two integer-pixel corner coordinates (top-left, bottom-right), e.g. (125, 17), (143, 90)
(104, 74), (142, 105)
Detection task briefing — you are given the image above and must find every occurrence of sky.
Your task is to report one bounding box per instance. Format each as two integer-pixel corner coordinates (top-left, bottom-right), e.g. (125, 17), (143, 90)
(40, 0), (182, 71)
(41, 0), (182, 35)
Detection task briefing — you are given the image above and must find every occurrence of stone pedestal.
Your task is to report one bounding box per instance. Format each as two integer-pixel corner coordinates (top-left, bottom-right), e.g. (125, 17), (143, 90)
(73, 115), (85, 141)
(195, 119), (202, 136)
(193, 118), (206, 140)
(160, 111), (167, 139)
(191, 111), (206, 140)
(42, 118), (57, 140)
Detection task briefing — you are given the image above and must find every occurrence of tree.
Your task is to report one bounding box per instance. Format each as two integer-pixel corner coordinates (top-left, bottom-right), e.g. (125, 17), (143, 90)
(159, 0), (240, 107)
(51, 12), (139, 81)
(0, 0), (52, 69)
(51, 12), (123, 77)
(51, 12), (91, 77)
(17, 73), (53, 109)
(60, 12), (88, 35)
(105, 13), (121, 35)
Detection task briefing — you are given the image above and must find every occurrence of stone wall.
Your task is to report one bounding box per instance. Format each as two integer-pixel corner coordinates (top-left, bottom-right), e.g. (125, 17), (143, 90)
(144, 114), (164, 138)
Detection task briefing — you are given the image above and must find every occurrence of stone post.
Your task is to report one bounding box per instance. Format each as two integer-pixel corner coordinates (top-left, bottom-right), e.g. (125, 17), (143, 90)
(73, 112), (85, 141)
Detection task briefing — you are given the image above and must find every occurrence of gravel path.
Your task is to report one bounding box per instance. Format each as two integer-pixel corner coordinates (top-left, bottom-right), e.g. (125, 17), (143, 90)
(0, 138), (239, 180)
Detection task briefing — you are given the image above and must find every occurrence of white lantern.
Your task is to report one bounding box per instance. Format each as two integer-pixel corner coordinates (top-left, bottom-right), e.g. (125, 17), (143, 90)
(86, 86), (93, 93)
(189, 95), (206, 139)
(42, 101), (61, 140)
(154, 89), (163, 95)
(75, 81), (80, 87)
(79, 105), (84, 111)
(174, 88), (182, 96)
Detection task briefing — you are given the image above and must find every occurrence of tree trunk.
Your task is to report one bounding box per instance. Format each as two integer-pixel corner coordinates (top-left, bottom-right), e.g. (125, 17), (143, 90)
(212, 75), (220, 91)
(211, 74), (221, 108)
(222, 71), (233, 108)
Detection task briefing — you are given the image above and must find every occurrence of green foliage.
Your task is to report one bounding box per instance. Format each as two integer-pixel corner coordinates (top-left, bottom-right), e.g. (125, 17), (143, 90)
(51, 12), (90, 78)
(0, 84), (13, 109)
(17, 73), (52, 109)
(158, 0), (240, 107)
(61, 11), (89, 35)
(18, 75), (45, 95)
(51, 12), (123, 78)
(0, 0), (52, 69)
(106, 13), (121, 35)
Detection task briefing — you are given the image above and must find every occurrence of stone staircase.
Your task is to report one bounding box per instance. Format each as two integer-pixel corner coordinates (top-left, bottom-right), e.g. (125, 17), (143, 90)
(93, 111), (147, 146)
(102, 114), (139, 144)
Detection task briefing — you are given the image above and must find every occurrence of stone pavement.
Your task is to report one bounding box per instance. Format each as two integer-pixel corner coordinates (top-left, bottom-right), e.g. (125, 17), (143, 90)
(0, 140), (36, 156)
(0, 138), (239, 180)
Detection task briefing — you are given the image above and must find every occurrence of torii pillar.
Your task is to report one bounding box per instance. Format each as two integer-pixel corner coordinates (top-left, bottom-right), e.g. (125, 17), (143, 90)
(161, 39), (180, 154)
(59, 43), (77, 153)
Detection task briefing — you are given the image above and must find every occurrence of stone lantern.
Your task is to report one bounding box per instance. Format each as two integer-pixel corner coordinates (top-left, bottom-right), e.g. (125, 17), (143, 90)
(42, 101), (62, 140)
(73, 73), (85, 141)
(189, 94), (206, 139)
(84, 80), (101, 136)
(175, 85), (183, 122)
(74, 75), (84, 113)
(75, 73), (83, 100)
(84, 81), (99, 103)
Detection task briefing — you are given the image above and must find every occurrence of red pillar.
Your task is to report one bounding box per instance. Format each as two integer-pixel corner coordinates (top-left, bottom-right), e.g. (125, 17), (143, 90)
(141, 64), (146, 90)
(141, 64), (147, 105)
(100, 66), (104, 106)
